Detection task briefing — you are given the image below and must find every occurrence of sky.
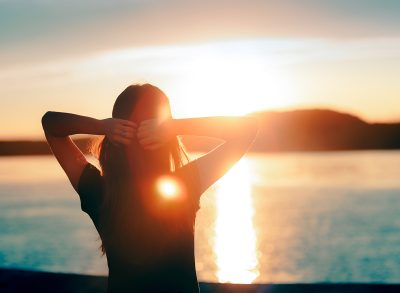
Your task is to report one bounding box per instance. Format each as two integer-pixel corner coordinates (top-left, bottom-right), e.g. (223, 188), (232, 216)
(1, 0), (400, 139)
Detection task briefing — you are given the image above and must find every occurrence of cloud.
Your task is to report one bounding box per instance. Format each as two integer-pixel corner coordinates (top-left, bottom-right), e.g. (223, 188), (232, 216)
(1, 0), (400, 66)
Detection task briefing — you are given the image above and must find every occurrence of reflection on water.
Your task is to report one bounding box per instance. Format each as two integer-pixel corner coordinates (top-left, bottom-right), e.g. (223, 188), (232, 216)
(2, 152), (400, 282)
(213, 159), (259, 283)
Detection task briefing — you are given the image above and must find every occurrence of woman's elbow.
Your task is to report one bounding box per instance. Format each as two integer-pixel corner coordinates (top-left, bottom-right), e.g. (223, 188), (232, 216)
(41, 111), (55, 132)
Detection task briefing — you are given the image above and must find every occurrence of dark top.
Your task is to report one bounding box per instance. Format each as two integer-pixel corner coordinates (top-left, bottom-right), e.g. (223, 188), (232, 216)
(77, 162), (204, 293)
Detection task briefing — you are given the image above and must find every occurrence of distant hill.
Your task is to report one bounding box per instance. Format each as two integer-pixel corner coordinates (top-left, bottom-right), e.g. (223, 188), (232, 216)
(1, 109), (400, 156)
(251, 109), (400, 152)
(183, 109), (400, 152)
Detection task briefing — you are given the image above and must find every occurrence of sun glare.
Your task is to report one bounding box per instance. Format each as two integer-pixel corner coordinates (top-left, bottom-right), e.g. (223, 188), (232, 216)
(77, 42), (296, 119)
(166, 47), (296, 117)
(213, 158), (259, 283)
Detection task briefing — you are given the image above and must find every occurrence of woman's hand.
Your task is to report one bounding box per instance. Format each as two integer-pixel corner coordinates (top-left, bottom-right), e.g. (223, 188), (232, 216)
(102, 118), (137, 145)
(137, 118), (173, 150)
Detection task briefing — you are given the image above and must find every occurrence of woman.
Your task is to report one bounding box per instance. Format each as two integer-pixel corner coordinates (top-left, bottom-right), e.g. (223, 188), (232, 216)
(42, 83), (258, 292)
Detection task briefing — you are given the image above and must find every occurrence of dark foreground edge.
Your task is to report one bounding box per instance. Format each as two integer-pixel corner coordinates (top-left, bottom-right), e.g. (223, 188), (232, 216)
(1, 268), (399, 293)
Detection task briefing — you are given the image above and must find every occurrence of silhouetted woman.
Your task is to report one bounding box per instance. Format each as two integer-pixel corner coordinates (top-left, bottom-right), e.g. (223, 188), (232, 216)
(41, 84), (258, 292)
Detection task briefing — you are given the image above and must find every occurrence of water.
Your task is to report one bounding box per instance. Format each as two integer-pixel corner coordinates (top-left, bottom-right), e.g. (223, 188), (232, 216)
(1, 151), (400, 283)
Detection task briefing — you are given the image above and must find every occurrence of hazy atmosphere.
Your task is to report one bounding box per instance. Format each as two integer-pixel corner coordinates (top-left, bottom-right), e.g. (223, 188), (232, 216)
(1, 0), (400, 139)
(1, 2), (400, 292)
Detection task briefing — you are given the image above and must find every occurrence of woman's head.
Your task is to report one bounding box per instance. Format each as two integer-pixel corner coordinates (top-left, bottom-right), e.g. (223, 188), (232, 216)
(112, 83), (172, 123)
(105, 84), (181, 174)
(93, 83), (188, 253)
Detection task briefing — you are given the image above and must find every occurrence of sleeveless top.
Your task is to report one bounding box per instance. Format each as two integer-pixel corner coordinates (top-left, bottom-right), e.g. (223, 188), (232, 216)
(77, 162), (204, 293)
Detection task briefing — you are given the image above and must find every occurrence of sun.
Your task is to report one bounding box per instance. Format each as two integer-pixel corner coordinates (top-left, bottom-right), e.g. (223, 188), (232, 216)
(166, 49), (296, 117)
(76, 41), (297, 119)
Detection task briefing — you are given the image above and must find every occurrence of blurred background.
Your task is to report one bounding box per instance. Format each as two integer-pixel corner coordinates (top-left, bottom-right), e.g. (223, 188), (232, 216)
(1, 0), (400, 285)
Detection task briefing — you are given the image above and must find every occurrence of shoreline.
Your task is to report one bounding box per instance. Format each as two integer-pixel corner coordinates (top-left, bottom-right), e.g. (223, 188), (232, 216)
(1, 143), (400, 157)
(1, 268), (400, 293)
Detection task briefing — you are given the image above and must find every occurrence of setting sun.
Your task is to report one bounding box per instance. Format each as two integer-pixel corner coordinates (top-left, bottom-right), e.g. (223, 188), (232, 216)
(166, 46), (297, 117)
(2, 0), (400, 292)
(71, 41), (298, 120)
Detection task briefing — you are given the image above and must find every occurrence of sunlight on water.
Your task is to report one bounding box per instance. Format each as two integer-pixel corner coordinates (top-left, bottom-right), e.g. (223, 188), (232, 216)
(214, 158), (259, 283)
(3, 152), (400, 282)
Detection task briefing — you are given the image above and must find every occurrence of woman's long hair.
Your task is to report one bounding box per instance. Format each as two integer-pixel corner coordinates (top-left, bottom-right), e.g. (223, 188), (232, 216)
(91, 84), (188, 254)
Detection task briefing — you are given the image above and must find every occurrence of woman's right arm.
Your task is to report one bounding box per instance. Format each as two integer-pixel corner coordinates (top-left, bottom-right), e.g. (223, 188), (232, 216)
(41, 111), (136, 191)
(138, 116), (258, 193)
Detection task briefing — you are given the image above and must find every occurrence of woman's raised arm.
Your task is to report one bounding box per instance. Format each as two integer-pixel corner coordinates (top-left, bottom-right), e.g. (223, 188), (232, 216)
(137, 116), (258, 194)
(41, 111), (136, 190)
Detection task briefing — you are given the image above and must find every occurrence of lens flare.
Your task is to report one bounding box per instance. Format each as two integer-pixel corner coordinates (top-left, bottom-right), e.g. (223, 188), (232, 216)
(156, 175), (183, 200)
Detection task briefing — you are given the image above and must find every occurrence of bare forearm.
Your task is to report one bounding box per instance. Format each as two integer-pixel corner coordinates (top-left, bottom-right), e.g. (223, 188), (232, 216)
(41, 111), (105, 137)
(168, 116), (258, 141)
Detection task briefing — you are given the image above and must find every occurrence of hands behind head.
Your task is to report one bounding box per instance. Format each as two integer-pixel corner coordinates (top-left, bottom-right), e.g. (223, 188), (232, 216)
(102, 118), (137, 146)
(102, 118), (171, 150)
(137, 118), (172, 151)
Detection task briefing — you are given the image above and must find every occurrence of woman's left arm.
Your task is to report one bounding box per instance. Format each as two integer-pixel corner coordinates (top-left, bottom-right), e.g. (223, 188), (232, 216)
(41, 111), (136, 191)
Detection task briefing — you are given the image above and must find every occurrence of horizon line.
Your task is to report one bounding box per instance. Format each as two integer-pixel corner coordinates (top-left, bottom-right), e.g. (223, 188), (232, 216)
(2, 107), (399, 142)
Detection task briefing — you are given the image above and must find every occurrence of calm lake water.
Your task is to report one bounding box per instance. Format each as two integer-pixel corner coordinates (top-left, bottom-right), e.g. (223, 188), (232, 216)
(1, 151), (400, 283)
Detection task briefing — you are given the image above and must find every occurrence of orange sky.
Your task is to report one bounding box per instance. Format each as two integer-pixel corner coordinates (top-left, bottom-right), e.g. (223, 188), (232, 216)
(1, 0), (400, 139)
